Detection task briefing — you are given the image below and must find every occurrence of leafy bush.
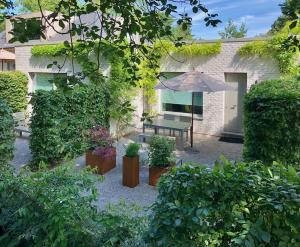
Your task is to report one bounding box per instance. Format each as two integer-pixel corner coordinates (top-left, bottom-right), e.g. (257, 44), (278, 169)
(30, 84), (110, 167)
(147, 159), (300, 246)
(148, 135), (175, 167)
(0, 100), (15, 165)
(0, 71), (28, 112)
(125, 143), (140, 157)
(0, 165), (147, 246)
(243, 78), (300, 167)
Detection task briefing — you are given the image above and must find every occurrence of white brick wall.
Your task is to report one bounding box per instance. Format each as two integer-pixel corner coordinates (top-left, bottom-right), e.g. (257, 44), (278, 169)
(15, 45), (110, 93)
(155, 40), (280, 136)
(13, 39), (281, 136)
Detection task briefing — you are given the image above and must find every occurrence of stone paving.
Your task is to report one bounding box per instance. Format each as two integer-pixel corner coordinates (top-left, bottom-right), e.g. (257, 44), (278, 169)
(11, 132), (243, 208)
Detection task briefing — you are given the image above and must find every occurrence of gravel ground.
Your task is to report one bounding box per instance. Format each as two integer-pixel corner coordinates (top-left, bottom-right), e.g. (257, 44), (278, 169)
(11, 132), (243, 208)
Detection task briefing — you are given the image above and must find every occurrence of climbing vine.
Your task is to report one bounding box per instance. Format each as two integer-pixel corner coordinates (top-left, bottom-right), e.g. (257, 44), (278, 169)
(32, 40), (222, 109)
(238, 33), (299, 75)
(137, 40), (222, 106)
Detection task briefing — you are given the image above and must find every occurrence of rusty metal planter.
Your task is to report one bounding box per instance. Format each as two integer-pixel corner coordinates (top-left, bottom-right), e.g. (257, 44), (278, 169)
(86, 149), (116, 175)
(122, 156), (139, 188)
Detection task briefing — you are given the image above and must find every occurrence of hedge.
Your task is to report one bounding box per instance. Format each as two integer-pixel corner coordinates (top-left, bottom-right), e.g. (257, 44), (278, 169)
(147, 160), (300, 246)
(0, 165), (147, 246)
(0, 71), (28, 112)
(243, 78), (300, 167)
(30, 84), (110, 167)
(0, 100), (15, 165)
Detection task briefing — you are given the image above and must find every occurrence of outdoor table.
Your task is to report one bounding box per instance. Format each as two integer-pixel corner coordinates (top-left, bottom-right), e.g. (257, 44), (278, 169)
(143, 118), (191, 150)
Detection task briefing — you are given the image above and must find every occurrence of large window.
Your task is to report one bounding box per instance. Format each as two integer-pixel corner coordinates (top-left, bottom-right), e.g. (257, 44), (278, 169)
(160, 72), (203, 115)
(34, 73), (67, 91)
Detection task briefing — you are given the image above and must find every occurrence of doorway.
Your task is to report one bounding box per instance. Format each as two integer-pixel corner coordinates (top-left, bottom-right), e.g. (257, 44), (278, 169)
(224, 73), (247, 134)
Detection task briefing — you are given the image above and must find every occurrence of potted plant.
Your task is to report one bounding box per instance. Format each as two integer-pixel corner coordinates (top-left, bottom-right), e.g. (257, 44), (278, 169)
(86, 125), (116, 175)
(123, 143), (141, 188)
(148, 135), (176, 186)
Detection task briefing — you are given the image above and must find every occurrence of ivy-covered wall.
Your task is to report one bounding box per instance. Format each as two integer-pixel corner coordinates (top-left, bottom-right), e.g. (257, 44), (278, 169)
(238, 34), (299, 75)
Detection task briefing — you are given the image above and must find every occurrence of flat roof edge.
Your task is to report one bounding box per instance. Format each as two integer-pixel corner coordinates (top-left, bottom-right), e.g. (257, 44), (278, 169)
(0, 36), (270, 49)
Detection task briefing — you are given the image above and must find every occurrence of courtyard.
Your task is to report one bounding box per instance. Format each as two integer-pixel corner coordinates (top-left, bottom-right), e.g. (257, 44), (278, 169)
(11, 132), (243, 208)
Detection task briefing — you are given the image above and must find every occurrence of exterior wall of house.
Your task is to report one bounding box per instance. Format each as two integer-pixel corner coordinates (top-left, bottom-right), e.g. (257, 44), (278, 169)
(14, 44), (110, 94)
(11, 38), (281, 137)
(153, 39), (281, 136)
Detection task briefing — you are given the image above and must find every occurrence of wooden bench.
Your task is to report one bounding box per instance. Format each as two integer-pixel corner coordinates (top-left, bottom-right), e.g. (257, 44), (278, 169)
(13, 112), (31, 137)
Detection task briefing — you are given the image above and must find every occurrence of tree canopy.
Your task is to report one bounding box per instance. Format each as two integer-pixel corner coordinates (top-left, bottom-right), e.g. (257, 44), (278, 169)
(270, 0), (300, 33)
(219, 19), (247, 39)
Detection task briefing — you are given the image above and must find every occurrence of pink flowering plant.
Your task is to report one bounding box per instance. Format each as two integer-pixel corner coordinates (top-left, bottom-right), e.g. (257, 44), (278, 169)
(88, 125), (116, 159)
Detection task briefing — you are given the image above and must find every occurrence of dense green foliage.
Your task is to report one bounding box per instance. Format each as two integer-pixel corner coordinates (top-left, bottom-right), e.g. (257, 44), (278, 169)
(31, 43), (66, 56)
(0, 165), (147, 246)
(243, 78), (300, 167)
(175, 42), (221, 56)
(32, 42), (137, 138)
(0, 100), (15, 165)
(147, 159), (300, 246)
(219, 19), (247, 39)
(148, 135), (175, 167)
(270, 0), (300, 33)
(125, 143), (140, 157)
(238, 34), (299, 74)
(0, 71), (28, 112)
(30, 85), (110, 167)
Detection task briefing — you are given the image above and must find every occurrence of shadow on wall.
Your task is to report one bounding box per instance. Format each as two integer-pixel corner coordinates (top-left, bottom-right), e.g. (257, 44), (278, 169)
(160, 54), (216, 72)
(230, 54), (280, 80)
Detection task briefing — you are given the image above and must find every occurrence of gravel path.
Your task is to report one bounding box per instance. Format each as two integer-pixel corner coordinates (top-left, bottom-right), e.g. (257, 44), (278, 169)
(11, 132), (243, 208)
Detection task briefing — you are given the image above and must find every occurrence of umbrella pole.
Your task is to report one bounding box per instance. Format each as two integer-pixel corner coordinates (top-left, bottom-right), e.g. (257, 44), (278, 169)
(191, 92), (194, 148)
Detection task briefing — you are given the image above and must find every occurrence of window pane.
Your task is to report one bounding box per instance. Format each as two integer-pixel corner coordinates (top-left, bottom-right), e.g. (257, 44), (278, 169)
(160, 72), (203, 115)
(35, 73), (67, 91)
(162, 103), (203, 115)
(35, 73), (54, 91)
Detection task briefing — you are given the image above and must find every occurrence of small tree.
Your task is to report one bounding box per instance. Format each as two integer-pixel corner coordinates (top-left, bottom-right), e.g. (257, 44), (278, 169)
(219, 19), (247, 39)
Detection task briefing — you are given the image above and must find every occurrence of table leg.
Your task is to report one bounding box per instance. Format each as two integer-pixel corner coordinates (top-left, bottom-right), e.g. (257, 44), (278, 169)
(179, 130), (184, 150)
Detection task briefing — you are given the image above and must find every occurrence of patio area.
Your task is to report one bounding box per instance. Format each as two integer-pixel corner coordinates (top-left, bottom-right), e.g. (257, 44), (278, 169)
(11, 132), (243, 208)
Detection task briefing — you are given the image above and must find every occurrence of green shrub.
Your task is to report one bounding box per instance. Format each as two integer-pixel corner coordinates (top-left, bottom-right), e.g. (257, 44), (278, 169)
(30, 84), (110, 167)
(0, 100), (15, 165)
(125, 143), (140, 157)
(243, 78), (300, 167)
(148, 135), (175, 167)
(147, 159), (300, 246)
(0, 165), (147, 246)
(0, 71), (28, 112)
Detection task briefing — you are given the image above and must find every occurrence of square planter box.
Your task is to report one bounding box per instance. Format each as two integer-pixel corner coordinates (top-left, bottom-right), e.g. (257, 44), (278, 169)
(149, 165), (173, 186)
(86, 149), (116, 175)
(123, 156), (139, 188)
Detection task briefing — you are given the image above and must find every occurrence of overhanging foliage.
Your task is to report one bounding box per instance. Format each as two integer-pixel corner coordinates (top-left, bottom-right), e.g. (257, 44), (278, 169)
(238, 34), (299, 75)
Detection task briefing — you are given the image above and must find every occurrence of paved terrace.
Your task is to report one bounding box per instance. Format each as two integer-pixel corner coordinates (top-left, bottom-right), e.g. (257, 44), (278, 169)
(11, 132), (243, 208)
